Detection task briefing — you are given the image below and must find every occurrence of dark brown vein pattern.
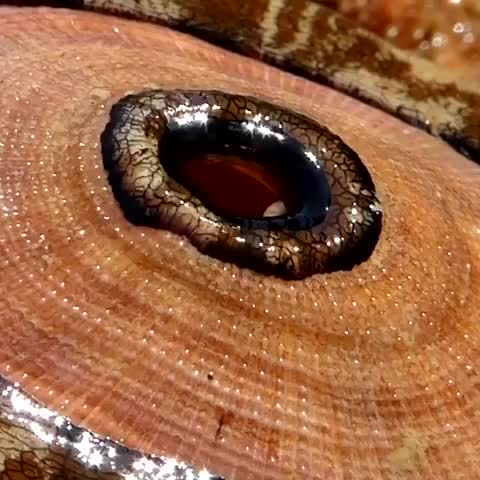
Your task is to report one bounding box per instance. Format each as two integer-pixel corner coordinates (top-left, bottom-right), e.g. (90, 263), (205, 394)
(102, 89), (382, 279)
(0, 4), (479, 480)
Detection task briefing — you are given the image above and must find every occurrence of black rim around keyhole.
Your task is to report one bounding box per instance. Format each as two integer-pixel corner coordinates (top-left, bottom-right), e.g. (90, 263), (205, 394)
(160, 118), (332, 231)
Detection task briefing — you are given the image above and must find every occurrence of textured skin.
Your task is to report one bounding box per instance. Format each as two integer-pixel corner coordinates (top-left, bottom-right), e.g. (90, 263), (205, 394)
(0, 3), (479, 480)
(0, 378), (222, 480)
(80, 0), (480, 163)
(101, 89), (381, 279)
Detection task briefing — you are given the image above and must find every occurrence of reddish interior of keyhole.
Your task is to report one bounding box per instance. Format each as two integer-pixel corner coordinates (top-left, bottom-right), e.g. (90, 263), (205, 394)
(174, 153), (300, 219)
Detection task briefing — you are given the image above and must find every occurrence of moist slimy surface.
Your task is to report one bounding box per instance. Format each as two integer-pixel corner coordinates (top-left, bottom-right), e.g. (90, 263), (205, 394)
(102, 89), (381, 279)
(0, 4), (479, 480)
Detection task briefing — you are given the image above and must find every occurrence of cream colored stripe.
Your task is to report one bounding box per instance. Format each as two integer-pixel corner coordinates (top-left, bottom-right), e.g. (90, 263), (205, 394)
(260, 0), (286, 50)
(261, 0), (320, 55)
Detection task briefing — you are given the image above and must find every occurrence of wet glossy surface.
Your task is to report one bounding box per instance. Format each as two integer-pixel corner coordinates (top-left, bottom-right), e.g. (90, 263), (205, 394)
(0, 4), (479, 480)
(102, 89), (381, 279)
(0, 376), (222, 479)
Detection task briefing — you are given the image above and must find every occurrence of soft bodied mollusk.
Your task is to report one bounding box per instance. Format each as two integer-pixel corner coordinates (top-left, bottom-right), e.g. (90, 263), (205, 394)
(0, 6), (479, 480)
